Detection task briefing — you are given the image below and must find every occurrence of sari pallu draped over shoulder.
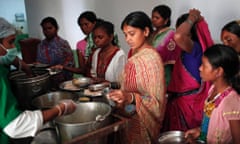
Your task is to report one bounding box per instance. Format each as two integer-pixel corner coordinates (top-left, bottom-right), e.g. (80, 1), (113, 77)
(153, 28), (181, 65)
(163, 19), (214, 131)
(122, 48), (166, 144)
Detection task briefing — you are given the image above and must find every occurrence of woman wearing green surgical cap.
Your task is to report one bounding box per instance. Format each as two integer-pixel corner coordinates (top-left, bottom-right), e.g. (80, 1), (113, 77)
(0, 17), (76, 143)
(0, 17), (32, 75)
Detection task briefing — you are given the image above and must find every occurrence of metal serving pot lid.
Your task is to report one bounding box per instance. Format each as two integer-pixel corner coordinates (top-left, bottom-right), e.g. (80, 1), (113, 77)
(8, 69), (50, 82)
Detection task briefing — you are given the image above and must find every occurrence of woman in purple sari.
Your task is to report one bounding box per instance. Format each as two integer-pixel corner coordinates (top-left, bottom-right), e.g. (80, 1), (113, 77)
(36, 17), (74, 89)
(162, 9), (214, 131)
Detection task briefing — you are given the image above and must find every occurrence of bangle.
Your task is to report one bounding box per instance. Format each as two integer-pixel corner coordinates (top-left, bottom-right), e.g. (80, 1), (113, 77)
(130, 93), (135, 104)
(190, 14), (198, 21)
(55, 105), (62, 116)
(18, 59), (22, 72)
(186, 19), (193, 26)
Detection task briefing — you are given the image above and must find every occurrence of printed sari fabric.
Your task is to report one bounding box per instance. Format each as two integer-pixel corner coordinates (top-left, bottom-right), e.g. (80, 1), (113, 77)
(76, 33), (95, 60)
(37, 36), (74, 88)
(163, 42), (210, 131)
(152, 28), (180, 64)
(151, 28), (181, 86)
(76, 38), (87, 57)
(162, 19), (214, 131)
(121, 48), (166, 144)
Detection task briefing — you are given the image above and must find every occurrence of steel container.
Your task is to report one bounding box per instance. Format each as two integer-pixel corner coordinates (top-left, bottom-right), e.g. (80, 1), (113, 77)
(8, 69), (50, 110)
(54, 102), (111, 143)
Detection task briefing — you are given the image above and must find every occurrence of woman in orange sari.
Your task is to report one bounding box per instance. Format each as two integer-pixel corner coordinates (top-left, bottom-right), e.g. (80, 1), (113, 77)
(108, 11), (166, 144)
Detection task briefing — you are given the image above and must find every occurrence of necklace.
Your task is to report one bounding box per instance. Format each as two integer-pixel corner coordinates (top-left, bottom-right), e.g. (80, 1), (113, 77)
(204, 86), (232, 117)
(97, 47), (119, 78)
(204, 93), (220, 117)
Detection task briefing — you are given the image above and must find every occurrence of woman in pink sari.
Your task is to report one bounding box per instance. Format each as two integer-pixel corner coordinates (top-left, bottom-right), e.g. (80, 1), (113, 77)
(151, 5), (181, 86)
(162, 9), (214, 131)
(76, 11), (97, 73)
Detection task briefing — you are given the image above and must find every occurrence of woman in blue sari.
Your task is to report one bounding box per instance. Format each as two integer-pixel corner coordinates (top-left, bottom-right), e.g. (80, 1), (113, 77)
(163, 9), (214, 131)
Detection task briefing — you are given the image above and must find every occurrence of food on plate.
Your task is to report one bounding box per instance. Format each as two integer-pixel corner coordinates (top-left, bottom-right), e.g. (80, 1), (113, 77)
(72, 77), (92, 87)
(84, 89), (102, 97)
(63, 81), (80, 91)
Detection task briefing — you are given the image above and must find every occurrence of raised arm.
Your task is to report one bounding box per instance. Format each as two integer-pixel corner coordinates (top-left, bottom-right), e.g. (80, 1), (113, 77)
(174, 8), (202, 53)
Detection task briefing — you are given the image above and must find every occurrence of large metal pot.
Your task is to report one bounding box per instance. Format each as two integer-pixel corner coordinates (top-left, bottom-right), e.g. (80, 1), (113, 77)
(54, 102), (111, 143)
(31, 91), (79, 109)
(8, 69), (50, 110)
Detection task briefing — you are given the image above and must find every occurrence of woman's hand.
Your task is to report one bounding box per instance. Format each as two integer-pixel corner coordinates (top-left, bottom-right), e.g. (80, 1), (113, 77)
(108, 90), (134, 106)
(188, 8), (203, 23)
(56, 99), (76, 116)
(185, 127), (201, 143)
(108, 90), (126, 104)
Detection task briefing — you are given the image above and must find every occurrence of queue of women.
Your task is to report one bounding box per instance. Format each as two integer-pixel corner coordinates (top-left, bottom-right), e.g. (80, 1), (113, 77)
(1, 4), (240, 144)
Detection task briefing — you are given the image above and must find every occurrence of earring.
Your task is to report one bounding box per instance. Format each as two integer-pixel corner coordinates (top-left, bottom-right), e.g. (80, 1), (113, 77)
(144, 32), (149, 37)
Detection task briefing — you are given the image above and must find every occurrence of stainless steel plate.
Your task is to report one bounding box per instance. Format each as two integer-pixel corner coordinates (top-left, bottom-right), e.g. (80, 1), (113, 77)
(34, 63), (50, 68)
(83, 89), (102, 97)
(59, 80), (83, 92)
(158, 131), (187, 144)
(88, 82), (110, 91)
(46, 68), (62, 75)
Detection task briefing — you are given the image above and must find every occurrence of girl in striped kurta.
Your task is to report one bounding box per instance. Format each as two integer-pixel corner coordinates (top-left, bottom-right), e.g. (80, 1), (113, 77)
(109, 11), (166, 144)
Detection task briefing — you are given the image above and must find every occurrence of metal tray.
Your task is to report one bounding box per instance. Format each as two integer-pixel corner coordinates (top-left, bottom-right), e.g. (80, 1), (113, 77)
(59, 80), (83, 92)
(88, 82), (110, 91)
(33, 63), (50, 68)
(83, 89), (102, 97)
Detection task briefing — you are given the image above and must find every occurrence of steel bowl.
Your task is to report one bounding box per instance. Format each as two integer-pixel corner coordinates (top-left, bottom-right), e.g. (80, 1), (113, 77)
(72, 77), (92, 88)
(158, 131), (187, 144)
(31, 91), (78, 109)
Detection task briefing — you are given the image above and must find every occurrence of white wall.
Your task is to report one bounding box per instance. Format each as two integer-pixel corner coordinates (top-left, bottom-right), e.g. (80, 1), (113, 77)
(24, 0), (98, 49)
(0, 0), (28, 33)
(24, 0), (240, 52)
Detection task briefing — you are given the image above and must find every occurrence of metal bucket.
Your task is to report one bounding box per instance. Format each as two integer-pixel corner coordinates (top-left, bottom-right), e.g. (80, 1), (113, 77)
(54, 102), (111, 143)
(8, 69), (50, 110)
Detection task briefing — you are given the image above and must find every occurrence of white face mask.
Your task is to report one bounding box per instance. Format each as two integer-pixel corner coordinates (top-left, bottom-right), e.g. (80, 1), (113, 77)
(0, 44), (17, 65)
